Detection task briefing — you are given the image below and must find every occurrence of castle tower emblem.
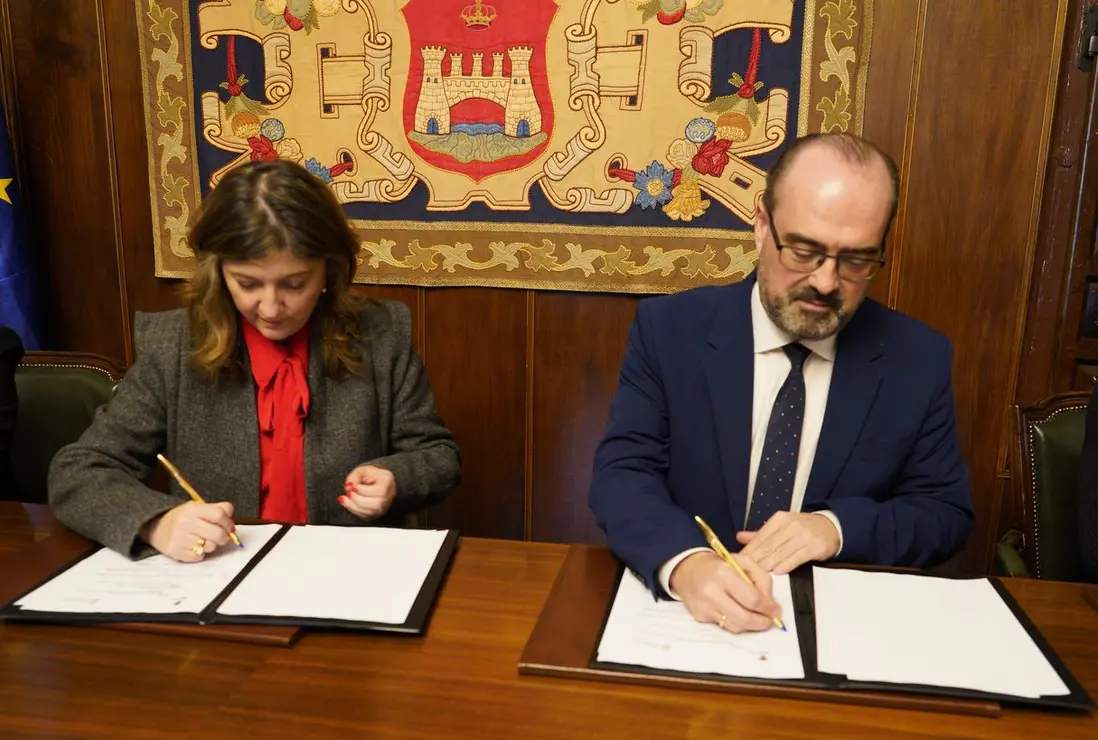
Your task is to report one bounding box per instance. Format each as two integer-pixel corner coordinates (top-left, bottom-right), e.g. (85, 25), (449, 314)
(413, 46), (542, 138)
(402, 0), (556, 181)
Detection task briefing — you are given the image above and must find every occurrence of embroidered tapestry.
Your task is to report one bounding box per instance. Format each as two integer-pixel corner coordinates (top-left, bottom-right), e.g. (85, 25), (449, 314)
(138, 0), (873, 293)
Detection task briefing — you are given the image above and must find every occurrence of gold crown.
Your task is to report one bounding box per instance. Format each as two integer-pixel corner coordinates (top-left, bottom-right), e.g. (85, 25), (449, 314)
(460, 0), (496, 29)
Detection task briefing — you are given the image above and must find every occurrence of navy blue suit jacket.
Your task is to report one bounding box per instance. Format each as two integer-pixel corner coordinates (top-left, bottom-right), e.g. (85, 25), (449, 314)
(589, 276), (974, 597)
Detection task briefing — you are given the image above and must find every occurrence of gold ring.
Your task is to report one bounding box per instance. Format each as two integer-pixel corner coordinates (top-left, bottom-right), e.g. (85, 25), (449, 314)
(718, 614), (727, 629)
(190, 537), (206, 556)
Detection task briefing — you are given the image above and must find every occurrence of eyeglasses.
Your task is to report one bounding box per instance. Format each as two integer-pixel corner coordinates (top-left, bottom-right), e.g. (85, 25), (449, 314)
(769, 213), (884, 282)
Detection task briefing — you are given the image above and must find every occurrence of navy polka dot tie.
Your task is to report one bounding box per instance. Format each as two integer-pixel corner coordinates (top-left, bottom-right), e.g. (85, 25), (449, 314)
(746, 343), (812, 531)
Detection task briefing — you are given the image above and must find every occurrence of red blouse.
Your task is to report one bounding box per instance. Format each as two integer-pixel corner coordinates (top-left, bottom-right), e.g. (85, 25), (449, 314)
(241, 319), (310, 524)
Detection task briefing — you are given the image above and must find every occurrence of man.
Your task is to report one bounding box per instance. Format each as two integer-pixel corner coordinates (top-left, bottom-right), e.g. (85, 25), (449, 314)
(589, 133), (973, 634)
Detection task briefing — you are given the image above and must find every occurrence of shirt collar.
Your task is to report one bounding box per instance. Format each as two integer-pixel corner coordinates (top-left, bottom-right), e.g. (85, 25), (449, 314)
(241, 317), (311, 389)
(750, 282), (836, 362)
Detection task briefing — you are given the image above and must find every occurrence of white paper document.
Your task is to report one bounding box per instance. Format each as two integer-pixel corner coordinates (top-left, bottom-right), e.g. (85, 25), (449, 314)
(14, 524), (282, 615)
(215, 526), (448, 625)
(812, 567), (1069, 699)
(595, 570), (805, 680)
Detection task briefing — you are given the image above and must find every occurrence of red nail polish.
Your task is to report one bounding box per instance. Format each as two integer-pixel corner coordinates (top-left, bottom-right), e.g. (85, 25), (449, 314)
(338, 496), (346, 504)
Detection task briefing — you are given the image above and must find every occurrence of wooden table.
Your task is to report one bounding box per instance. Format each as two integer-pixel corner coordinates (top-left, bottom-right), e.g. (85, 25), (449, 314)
(1, 503), (1096, 738)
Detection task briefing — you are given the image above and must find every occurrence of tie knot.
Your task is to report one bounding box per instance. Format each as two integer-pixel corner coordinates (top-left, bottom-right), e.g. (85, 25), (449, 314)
(783, 342), (811, 370)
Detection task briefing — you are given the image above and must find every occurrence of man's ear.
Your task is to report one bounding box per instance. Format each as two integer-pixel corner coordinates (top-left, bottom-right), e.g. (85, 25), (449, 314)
(754, 199), (771, 247)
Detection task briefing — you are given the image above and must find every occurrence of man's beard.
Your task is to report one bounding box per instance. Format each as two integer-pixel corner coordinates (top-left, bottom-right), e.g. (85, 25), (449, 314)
(759, 276), (848, 341)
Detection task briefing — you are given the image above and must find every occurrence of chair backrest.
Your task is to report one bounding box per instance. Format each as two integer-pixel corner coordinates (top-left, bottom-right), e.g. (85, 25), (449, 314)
(10, 352), (124, 504)
(1012, 391), (1092, 581)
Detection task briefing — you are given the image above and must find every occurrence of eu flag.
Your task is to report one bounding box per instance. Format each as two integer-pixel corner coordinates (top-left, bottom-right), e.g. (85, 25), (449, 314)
(0, 102), (44, 350)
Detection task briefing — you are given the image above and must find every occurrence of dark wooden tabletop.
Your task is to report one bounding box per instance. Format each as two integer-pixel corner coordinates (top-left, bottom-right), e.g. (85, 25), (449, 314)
(1, 502), (1096, 738)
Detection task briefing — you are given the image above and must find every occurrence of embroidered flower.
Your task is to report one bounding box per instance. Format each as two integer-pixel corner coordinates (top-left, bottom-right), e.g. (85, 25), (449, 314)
(684, 117), (716, 143)
(231, 111), (261, 139)
(716, 111), (752, 143)
(305, 157), (333, 182)
(667, 138), (699, 169)
(248, 135), (278, 162)
(283, 11), (305, 31)
(691, 137), (732, 177)
(276, 137), (302, 162)
(662, 178), (710, 222)
(633, 161), (675, 209)
(260, 117), (285, 142)
(656, 3), (686, 25)
(256, 0), (312, 31)
(313, 0), (342, 16)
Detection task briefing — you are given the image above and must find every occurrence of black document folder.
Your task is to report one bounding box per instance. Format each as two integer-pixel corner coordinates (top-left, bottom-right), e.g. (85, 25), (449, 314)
(0, 525), (460, 636)
(589, 565), (1095, 712)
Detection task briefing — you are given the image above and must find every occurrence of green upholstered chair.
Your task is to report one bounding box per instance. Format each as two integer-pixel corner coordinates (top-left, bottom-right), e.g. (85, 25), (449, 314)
(999, 391), (1091, 581)
(8, 352), (124, 504)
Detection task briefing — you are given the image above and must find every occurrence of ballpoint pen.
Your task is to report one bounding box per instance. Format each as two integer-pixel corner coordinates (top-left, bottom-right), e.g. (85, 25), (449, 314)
(157, 453), (244, 548)
(694, 515), (785, 631)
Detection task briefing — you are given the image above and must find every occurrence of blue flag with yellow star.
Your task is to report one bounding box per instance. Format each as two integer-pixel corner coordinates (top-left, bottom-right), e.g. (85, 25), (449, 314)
(0, 103), (44, 350)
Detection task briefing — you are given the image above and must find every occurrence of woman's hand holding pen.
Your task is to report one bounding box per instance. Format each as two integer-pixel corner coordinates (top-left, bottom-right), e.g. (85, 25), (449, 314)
(141, 501), (237, 563)
(339, 465), (397, 519)
(669, 551), (782, 633)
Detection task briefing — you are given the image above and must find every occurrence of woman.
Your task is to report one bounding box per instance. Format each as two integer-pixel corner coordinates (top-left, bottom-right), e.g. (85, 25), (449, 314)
(49, 160), (460, 561)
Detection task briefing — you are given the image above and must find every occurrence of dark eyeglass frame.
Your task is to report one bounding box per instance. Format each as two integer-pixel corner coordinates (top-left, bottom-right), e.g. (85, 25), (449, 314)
(769, 213), (885, 282)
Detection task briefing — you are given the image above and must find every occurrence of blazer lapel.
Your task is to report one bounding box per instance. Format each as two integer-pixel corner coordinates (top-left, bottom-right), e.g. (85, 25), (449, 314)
(703, 281), (755, 531)
(204, 348), (262, 517)
(303, 323), (327, 516)
(803, 311), (885, 508)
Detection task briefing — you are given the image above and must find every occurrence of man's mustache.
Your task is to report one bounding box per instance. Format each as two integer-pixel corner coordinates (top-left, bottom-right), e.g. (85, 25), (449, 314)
(789, 287), (842, 311)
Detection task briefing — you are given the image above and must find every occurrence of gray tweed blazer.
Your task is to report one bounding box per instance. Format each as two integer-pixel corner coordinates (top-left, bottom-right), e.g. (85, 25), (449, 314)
(49, 300), (460, 556)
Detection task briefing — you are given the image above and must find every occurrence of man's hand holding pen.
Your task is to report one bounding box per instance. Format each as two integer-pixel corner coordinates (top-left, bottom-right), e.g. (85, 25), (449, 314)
(669, 550), (782, 634)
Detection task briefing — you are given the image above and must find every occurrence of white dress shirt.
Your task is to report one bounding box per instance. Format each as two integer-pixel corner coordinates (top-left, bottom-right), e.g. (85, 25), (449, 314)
(658, 282), (844, 597)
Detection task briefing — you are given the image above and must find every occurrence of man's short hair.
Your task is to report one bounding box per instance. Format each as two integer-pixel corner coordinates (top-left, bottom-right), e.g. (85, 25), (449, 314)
(759, 133), (900, 249)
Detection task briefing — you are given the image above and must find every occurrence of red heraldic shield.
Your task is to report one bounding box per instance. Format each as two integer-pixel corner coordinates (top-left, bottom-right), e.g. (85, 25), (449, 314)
(402, 0), (557, 181)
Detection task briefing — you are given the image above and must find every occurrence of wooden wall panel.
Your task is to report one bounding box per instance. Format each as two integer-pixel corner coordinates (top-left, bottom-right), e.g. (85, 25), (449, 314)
(420, 288), (527, 539)
(360, 285), (423, 349)
(1003, 0), (1093, 551)
(1040, 0), (1098, 403)
(887, 0), (1066, 573)
(529, 293), (634, 544)
(858, 0), (920, 307)
(2, 0), (128, 363)
(2, 0), (1078, 577)
(1015, 0), (1093, 405)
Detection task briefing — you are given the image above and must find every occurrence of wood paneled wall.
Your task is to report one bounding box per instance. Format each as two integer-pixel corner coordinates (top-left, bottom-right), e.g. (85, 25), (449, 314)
(1009, 0), (1098, 541)
(0, 0), (1073, 575)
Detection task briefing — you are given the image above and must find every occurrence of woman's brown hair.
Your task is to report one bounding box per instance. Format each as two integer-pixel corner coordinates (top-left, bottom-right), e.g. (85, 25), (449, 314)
(182, 159), (363, 379)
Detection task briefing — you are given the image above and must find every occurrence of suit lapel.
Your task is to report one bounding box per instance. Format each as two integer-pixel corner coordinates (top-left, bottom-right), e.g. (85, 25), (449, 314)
(703, 281), (755, 531)
(206, 347), (262, 517)
(803, 310), (885, 508)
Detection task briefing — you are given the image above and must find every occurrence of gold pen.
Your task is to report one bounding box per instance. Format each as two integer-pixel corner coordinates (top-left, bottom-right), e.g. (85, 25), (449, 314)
(156, 453), (243, 549)
(694, 515), (786, 632)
